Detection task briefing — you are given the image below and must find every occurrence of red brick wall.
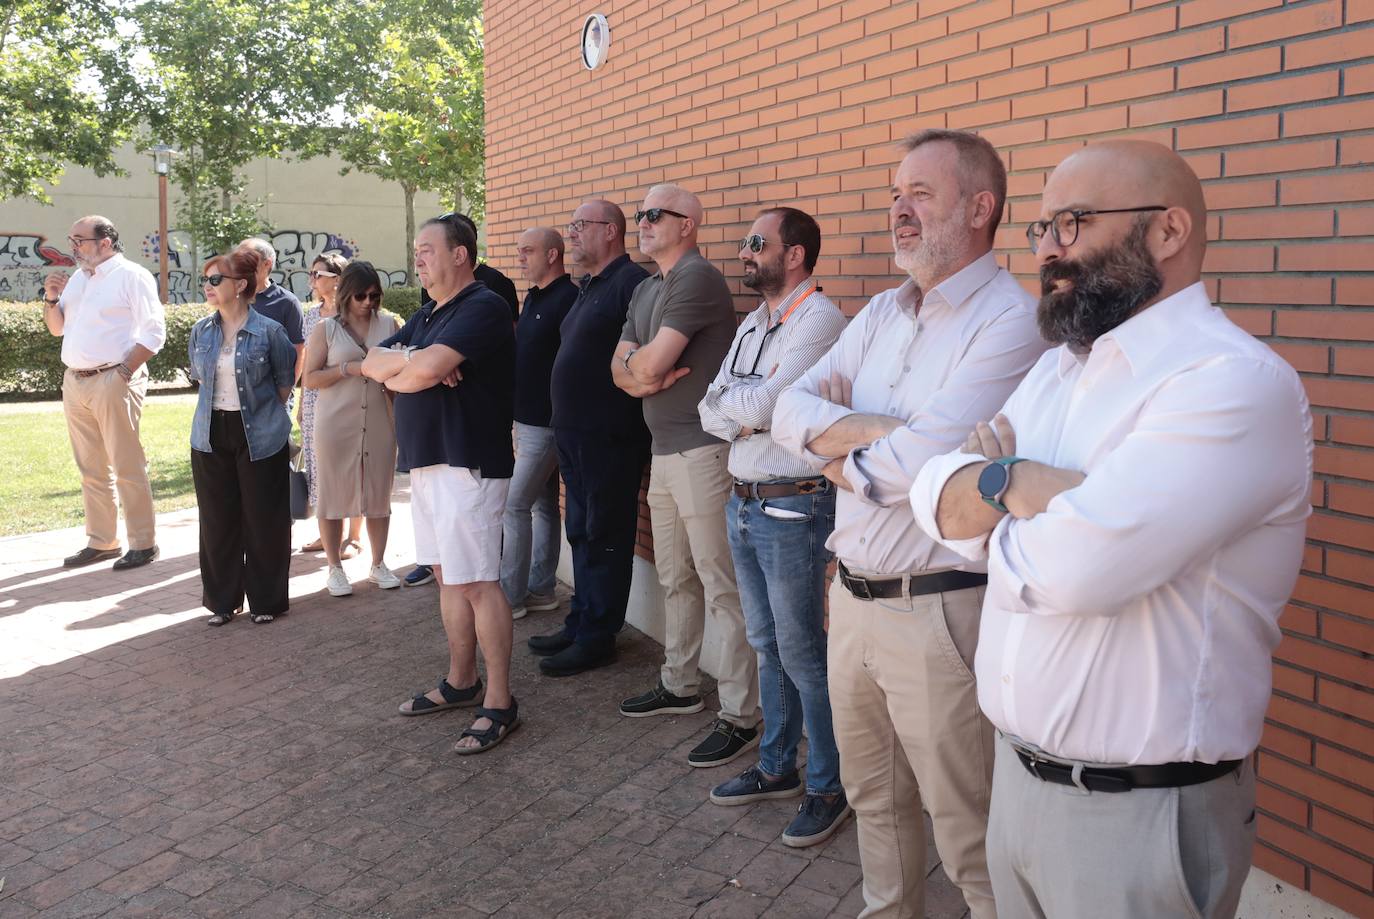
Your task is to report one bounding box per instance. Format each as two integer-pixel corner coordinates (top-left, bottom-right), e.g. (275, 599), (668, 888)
(484, 1), (1374, 912)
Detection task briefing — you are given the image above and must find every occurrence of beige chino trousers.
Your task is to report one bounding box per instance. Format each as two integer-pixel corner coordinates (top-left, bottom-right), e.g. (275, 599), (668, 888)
(827, 577), (996, 919)
(646, 443), (760, 729)
(61, 366), (156, 551)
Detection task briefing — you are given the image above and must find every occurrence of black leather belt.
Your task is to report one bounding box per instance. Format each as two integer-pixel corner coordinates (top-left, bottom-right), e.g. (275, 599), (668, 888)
(1013, 745), (1242, 793)
(837, 560), (987, 600)
(733, 477), (830, 499)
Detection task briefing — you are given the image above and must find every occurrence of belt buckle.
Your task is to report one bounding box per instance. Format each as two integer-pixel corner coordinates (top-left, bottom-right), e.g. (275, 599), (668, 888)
(845, 573), (873, 601)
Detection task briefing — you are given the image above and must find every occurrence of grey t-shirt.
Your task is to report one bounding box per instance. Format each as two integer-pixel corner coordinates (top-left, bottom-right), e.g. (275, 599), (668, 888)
(621, 251), (737, 454)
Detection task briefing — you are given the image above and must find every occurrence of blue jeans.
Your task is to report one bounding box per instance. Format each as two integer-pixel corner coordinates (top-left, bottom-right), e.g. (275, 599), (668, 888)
(500, 422), (560, 604)
(727, 488), (840, 794)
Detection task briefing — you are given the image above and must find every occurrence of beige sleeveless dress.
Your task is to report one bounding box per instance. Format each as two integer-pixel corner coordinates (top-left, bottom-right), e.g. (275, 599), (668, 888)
(314, 312), (400, 519)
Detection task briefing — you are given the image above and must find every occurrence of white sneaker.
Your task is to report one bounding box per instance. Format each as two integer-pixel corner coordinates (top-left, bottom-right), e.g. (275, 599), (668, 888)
(524, 591), (559, 612)
(369, 562), (401, 590)
(511, 604), (528, 621)
(326, 566), (353, 597)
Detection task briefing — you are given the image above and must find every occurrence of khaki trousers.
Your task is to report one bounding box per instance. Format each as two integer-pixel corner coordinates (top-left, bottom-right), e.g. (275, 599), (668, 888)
(988, 735), (1257, 919)
(61, 367), (156, 551)
(827, 577), (995, 919)
(646, 443), (760, 728)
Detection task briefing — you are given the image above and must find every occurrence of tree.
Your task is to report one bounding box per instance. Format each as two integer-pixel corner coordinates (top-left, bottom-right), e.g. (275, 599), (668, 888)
(129, 0), (367, 260)
(0, 0), (137, 203)
(337, 0), (484, 287)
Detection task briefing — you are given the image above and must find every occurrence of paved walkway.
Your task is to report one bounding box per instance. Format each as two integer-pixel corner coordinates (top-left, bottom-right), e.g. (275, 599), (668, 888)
(0, 483), (968, 918)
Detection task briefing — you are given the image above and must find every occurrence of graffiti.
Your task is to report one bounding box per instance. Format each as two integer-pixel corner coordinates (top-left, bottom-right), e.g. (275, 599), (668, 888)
(0, 233), (76, 300)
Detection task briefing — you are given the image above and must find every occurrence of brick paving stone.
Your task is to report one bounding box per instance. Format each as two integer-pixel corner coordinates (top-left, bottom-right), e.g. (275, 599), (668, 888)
(0, 501), (968, 919)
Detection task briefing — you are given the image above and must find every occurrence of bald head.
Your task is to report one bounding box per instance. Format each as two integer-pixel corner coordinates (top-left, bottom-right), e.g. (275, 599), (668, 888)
(638, 184), (704, 269)
(517, 226), (566, 286)
(645, 184), (704, 223)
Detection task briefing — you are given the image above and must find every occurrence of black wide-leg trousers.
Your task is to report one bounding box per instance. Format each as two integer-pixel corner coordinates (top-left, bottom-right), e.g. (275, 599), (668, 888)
(191, 410), (292, 617)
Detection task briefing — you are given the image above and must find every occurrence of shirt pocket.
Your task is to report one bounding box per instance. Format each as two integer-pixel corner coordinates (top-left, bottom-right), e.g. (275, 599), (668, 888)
(191, 341), (214, 384)
(245, 346), (271, 384)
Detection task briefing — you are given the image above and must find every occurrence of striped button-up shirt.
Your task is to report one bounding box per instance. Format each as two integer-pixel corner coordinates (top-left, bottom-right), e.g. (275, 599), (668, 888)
(698, 279), (847, 482)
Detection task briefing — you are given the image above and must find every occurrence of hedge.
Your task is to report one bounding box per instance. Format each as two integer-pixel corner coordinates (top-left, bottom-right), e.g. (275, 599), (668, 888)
(0, 287), (423, 397)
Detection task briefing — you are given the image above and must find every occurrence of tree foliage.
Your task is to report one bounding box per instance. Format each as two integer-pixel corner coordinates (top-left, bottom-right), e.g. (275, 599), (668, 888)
(0, 0), (137, 202)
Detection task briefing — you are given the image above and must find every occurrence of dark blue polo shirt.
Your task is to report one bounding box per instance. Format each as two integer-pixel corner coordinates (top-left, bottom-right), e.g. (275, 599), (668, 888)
(514, 273), (578, 427)
(250, 282), (304, 344)
(550, 253), (650, 438)
(381, 282), (515, 477)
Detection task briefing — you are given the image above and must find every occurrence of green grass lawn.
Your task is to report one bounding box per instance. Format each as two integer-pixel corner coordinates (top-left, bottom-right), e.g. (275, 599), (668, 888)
(0, 398), (199, 537)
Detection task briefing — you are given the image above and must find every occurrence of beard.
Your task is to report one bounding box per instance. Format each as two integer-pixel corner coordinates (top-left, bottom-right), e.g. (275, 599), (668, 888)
(893, 214), (971, 291)
(1037, 220), (1163, 351)
(742, 254), (786, 297)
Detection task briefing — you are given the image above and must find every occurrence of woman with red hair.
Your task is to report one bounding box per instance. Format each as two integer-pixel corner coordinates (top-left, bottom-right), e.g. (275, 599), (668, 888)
(187, 244), (298, 625)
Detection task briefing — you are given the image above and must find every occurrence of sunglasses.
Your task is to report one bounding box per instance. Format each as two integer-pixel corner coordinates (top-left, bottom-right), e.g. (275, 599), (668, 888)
(740, 234), (771, 253)
(353, 290), (383, 303)
(635, 207), (690, 224)
(309, 269), (338, 279)
(200, 274), (228, 287)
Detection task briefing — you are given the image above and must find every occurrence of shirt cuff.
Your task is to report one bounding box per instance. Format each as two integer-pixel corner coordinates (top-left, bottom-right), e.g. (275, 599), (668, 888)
(134, 333), (164, 354)
(794, 403), (857, 466)
(909, 451), (988, 558)
(843, 448), (879, 505)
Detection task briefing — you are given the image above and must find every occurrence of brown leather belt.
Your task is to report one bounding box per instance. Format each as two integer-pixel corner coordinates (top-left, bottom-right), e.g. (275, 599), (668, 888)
(71, 364), (118, 378)
(837, 560), (987, 600)
(733, 477), (830, 499)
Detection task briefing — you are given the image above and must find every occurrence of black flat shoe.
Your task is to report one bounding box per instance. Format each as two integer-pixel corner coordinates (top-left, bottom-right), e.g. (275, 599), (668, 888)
(539, 641), (616, 677)
(63, 547), (122, 568)
(527, 631), (575, 657)
(112, 546), (159, 571)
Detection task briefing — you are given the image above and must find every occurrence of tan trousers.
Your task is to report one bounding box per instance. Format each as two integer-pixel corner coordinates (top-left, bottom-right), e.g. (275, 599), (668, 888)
(646, 443), (760, 728)
(828, 577), (995, 919)
(62, 367), (156, 551)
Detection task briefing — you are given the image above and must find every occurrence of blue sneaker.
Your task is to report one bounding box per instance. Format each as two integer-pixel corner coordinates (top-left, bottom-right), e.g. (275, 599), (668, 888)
(404, 565), (434, 587)
(781, 792), (852, 848)
(709, 764), (802, 806)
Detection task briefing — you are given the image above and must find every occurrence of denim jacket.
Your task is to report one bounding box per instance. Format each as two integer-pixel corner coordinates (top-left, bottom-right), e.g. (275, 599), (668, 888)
(188, 309), (297, 460)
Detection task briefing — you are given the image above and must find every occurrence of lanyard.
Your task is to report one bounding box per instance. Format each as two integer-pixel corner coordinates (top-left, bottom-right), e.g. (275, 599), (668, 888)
(768, 281), (818, 331)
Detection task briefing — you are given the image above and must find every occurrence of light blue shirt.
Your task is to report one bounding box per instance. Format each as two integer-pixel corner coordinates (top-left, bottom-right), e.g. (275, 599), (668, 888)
(188, 309), (296, 460)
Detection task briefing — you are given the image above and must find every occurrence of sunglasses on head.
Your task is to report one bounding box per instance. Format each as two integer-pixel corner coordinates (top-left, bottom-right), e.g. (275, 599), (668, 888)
(635, 207), (690, 224)
(353, 290), (383, 302)
(200, 274), (228, 287)
(309, 269), (338, 279)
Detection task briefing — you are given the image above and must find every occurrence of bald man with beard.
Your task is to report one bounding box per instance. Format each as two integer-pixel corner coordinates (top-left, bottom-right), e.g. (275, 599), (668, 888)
(612, 184), (762, 768)
(911, 141), (1313, 918)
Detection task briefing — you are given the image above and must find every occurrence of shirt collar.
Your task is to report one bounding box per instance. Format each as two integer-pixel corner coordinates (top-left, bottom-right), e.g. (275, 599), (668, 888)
(921, 251), (1000, 313)
(1055, 280), (1211, 378)
(528, 273), (570, 296)
(583, 252), (631, 287)
(89, 252), (125, 279)
(653, 248), (703, 281)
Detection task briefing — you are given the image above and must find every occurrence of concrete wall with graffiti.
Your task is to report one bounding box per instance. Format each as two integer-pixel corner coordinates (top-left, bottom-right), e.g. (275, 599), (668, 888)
(0, 143), (449, 303)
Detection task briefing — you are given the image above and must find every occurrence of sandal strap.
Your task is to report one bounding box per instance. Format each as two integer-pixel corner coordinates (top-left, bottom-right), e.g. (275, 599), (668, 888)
(473, 700), (518, 727)
(438, 677), (482, 704)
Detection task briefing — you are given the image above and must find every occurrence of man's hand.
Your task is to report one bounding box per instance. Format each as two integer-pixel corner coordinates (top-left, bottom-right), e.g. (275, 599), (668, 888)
(822, 456), (852, 492)
(818, 372), (852, 408)
(42, 273), (68, 302)
(442, 366), (464, 388)
(737, 426), (756, 439)
(963, 413), (1017, 459)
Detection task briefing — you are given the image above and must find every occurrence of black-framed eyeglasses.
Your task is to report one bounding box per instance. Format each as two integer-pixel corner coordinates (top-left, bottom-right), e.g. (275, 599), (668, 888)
(68, 235), (100, 247)
(1026, 206), (1167, 253)
(309, 269), (338, 279)
(727, 324), (782, 379)
(635, 207), (690, 224)
(200, 274), (228, 287)
(567, 218), (612, 234)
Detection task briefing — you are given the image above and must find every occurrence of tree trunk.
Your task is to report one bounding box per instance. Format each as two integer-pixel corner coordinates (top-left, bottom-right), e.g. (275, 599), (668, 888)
(403, 183), (416, 289)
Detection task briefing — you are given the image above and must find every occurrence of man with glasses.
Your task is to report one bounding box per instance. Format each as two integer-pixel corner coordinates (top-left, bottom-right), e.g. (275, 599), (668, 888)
(239, 237), (305, 382)
(911, 141), (1311, 919)
(697, 207), (849, 845)
(773, 129), (1046, 918)
(41, 216), (165, 570)
(611, 184), (762, 768)
(362, 214), (520, 754)
(527, 200), (649, 677)
(501, 227), (577, 620)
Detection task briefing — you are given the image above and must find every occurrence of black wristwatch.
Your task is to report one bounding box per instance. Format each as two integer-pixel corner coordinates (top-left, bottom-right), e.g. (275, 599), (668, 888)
(977, 457), (1025, 513)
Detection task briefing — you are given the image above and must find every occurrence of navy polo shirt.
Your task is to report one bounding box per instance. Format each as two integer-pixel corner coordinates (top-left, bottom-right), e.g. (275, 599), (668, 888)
(514, 273), (578, 427)
(381, 282), (515, 477)
(250, 282), (304, 344)
(550, 253), (650, 438)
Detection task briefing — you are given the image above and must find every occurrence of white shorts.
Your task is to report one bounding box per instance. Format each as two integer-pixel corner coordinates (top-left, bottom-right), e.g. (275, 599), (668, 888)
(409, 465), (509, 585)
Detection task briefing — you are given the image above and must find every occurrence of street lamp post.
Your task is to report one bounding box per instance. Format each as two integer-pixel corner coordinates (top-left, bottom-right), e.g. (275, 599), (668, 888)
(151, 144), (175, 302)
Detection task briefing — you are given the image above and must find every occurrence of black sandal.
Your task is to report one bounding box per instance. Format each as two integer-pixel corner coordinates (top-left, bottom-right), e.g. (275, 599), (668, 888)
(250, 612), (276, 624)
(454, 699), (520, 755)
(398, 677), (483, 716)
(207, 608), (239, 627)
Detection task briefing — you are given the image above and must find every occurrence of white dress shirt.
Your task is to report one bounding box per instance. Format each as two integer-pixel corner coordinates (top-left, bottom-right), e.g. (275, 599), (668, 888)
(57, 253), (166, 370)
(773, 252), (1046, 574)
(911, 282), (1313, 765)
(698, 280), (847, 482)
